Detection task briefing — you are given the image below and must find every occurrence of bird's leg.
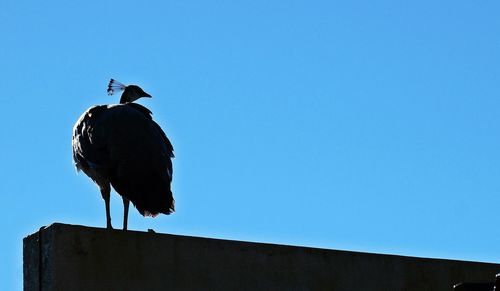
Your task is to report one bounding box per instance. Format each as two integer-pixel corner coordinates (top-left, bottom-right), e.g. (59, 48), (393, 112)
(122, 197), (130, 231)
(100, 184), (112, 229)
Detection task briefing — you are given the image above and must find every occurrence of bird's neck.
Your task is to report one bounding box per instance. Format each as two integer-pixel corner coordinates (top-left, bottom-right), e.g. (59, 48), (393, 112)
(119, 95), (127, 104)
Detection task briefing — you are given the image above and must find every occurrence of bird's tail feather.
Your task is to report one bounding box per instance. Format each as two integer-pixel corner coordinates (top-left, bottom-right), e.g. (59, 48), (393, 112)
(137, 191), (175, 217)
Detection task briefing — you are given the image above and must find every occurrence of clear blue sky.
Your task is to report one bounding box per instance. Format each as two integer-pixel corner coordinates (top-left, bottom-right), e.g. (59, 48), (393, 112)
(1, 0), (499, 289)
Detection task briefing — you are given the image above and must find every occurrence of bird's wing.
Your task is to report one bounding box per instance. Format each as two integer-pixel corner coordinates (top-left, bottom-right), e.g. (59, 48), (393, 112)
(72, 105), (110, 173)
(127, 103), (175, 158)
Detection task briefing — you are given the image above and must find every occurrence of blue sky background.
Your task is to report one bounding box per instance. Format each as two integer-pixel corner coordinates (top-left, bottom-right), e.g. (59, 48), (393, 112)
(1, 0), (500, 289)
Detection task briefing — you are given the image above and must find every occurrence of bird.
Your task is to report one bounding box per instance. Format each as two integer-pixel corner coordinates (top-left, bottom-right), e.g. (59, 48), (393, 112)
(72, 79), (174, 230)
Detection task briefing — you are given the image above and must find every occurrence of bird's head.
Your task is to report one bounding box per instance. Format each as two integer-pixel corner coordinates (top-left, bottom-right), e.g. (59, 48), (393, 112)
(107, 79), (152, 104)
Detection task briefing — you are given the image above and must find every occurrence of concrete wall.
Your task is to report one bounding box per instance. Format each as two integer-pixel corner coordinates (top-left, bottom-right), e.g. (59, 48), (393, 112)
(24, 223), (500, 291)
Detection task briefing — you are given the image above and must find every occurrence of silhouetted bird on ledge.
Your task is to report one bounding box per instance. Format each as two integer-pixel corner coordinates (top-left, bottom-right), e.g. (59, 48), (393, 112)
(72, 79), (174, 230)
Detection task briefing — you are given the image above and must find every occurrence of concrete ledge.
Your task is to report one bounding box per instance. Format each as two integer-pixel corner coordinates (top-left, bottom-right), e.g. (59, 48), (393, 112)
(24, 223), (500, 291)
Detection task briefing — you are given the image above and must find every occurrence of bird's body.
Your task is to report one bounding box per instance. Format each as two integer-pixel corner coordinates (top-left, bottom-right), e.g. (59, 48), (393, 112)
(72, 80), (174, 229)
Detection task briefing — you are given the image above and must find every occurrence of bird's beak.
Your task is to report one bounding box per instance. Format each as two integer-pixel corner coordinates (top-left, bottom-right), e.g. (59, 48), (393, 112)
(143, 92), (152, 98)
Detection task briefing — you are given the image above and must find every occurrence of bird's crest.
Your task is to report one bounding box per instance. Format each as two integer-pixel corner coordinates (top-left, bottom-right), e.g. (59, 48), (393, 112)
(107, 79), (127, 96)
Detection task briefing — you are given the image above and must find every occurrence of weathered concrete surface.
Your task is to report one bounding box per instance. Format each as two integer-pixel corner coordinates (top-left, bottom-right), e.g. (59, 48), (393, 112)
(24, 223), (500, 291)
